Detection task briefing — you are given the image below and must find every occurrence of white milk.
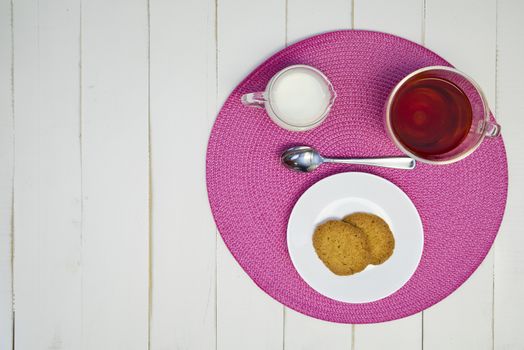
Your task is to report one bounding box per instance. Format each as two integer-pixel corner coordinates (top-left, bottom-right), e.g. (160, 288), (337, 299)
(269, 67), (332, 127)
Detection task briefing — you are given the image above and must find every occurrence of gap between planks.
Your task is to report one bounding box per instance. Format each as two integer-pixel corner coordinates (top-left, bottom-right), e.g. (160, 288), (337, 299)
(214, 0), (219, 348)
(10, 0), (15, 348)
(147, 0), (153, 348)
(78, 0), (85, 347)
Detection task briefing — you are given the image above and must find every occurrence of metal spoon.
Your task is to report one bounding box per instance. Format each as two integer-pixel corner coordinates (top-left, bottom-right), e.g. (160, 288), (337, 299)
(281, 146), (416, 172)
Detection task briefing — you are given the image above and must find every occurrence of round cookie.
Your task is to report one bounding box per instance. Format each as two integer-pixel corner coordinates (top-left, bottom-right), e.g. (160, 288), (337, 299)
(312, 220), (370, 276)
(343, 213), (395, 265)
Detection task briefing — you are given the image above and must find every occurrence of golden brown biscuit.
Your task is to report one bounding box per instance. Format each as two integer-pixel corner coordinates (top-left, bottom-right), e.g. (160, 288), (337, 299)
(343, 213), (395, 265)
(312, 220), (370, 276)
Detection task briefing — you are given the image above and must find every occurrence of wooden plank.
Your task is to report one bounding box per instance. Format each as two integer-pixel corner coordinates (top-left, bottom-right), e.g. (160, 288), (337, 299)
(217, 0), (285, 348)
(424, 252), (494, 349)
(12, 0), (82, 348)
(148, 0), (217, 348)
(353, 0), (423, 347)
(354, 0), (423, 43)
(285, 309), (351, 350)
(284, 1), (352, 349)
(0, 0), (13, 348)
(423, 1), (496, 349)
(81, 0), (149, 348)
(494, 0), (524, 349)
(217, 243), (284, 350)
(354, 315), (422, 350)
(286, 0), (351, 45)
(217, 0), (285, 105)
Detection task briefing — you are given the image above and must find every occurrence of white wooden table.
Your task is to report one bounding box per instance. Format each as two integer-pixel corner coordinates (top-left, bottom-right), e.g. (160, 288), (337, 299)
(1, 0), (523, 349)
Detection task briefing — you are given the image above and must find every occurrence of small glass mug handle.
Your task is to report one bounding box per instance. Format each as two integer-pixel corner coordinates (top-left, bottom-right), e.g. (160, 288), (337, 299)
(485, 120), (501, 137)
(241, 92), (266, 108)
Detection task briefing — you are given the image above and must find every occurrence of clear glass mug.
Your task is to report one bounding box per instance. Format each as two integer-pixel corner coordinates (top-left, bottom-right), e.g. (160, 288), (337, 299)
(385, 66), (501, 165)
(241, 65), (336, 131)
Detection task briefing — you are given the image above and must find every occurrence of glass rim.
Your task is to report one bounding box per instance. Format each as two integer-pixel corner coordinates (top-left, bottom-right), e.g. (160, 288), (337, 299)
(384, 65), (491, 165)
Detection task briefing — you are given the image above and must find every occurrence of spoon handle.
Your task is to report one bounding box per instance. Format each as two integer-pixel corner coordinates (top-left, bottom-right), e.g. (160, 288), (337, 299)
(323, 157), (416, 170)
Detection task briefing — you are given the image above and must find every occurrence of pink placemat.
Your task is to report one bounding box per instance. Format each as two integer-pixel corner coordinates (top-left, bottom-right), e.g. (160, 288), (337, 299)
(206, 30), (508, 323)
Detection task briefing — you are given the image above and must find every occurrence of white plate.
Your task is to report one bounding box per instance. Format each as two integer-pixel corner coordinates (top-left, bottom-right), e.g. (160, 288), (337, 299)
(287, 172), (424, 303)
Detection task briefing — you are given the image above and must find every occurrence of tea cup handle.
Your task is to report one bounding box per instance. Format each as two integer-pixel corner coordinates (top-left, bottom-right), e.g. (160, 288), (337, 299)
(241, 92), (266, 108)
(485, 121), (501, 137)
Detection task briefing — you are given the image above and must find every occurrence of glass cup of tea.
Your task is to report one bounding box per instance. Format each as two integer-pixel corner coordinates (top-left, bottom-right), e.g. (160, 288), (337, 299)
(241, 65), (336, 131)
(385, 66), (501, 165)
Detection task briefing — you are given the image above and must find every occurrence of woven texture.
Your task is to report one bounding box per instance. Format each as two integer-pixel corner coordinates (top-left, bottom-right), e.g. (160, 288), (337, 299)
(206, 30), (508, 323)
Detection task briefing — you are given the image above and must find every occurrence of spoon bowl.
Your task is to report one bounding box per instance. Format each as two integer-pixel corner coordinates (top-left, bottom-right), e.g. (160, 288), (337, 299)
(281, 146), (325, 172)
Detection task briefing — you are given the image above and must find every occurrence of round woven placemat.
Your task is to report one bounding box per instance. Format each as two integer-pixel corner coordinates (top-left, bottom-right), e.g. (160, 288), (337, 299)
(206, 30), (508, 323)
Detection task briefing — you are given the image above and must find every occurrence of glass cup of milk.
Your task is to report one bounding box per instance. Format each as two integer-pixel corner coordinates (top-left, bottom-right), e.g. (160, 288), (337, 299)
(241, 65), (336, 131)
